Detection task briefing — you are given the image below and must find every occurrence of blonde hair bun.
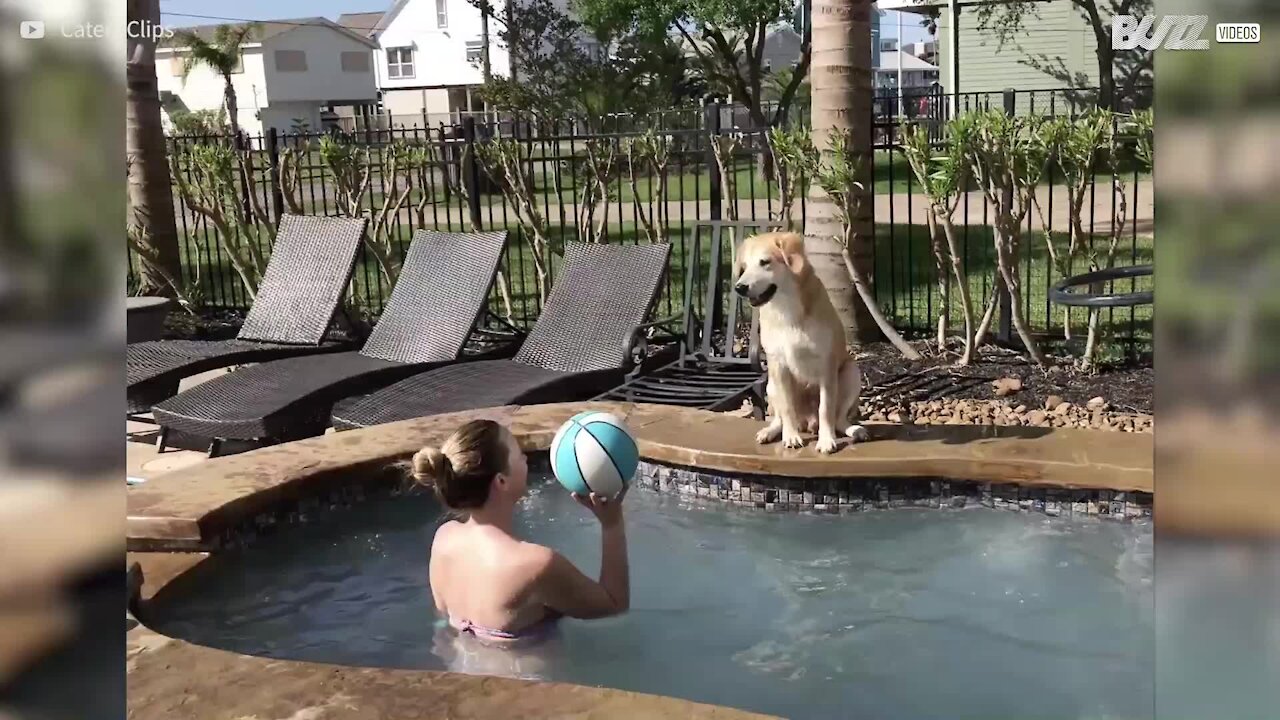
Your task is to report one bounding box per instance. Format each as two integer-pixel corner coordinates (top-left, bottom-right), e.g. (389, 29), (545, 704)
(412, 446), (452, 486)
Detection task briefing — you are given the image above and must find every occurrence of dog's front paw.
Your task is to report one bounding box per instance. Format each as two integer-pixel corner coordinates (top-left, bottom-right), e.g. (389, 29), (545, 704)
(755, 426), (780, 444)
(815, 436), (839, 454)
(844, 424), (870, 443)
(783, 434), (806, 449)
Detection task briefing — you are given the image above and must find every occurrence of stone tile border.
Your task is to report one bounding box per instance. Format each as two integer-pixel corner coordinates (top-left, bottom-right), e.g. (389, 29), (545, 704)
(125, 404), (1152, 720)
(128, 402), (1152, 551)
(638, 461), (1152, 520)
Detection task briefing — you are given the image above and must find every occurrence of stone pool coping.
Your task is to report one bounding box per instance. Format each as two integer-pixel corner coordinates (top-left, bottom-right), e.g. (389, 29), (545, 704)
(126, 402), (1151, 720)
(128, 401), (1152, 550)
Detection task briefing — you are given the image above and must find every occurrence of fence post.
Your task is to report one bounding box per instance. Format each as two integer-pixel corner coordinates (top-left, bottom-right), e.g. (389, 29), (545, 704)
(997, 88), (1015, 345)
(461, 116), (484, 231)
(234, 130), (253, 220)
(704, 102), (725, 333)
(704, 102), (723, 222)
(267, 127), (284, 221)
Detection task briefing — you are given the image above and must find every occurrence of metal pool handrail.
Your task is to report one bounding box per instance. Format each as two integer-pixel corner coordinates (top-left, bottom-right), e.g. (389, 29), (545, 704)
(1049, 264), (1153, 308)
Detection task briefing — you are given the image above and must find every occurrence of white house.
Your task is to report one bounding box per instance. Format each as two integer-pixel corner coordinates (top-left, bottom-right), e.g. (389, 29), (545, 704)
(877, 50), (939, 90)
(356, 0), (513, 124)
(351, 0), (594, 126)
(157, 18), (380, 136)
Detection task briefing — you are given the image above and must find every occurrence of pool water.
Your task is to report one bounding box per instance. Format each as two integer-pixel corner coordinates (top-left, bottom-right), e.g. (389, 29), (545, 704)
(151, 475), (1153, 719)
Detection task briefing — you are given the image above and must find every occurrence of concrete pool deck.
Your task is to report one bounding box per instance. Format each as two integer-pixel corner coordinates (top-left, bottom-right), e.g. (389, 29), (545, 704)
(127, 401), (1152, 551)
(127, 401), (1152, 719)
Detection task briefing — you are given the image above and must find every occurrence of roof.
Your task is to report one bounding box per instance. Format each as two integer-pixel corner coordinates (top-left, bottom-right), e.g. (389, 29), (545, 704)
(372, 0), (412, 36)
(876, 50), (939, 71)
(336, 11), (385, 37)
(160, 17), (379, 49)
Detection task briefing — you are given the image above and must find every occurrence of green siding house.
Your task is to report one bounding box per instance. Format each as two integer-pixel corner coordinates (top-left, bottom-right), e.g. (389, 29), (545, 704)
(878, 0), (1101, 98)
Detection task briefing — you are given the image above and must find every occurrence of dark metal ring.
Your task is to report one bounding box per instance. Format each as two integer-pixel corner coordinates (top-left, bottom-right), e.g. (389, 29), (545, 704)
(1049, 264), (1153, 308)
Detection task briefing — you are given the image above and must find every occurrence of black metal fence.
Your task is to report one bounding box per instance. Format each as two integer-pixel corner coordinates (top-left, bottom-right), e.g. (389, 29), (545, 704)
(131, 86), (1152, 355)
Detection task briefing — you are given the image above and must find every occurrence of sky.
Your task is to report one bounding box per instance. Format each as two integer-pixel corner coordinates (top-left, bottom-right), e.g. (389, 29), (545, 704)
(159, 0), (930, 43)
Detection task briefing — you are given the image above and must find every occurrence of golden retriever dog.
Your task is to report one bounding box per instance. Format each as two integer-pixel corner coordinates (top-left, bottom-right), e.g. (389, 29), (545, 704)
(734, 232), (868, 454)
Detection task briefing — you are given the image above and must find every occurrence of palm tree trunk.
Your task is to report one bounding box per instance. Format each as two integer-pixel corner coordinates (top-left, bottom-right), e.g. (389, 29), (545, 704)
(223, 75), (241, 139)
(126, 0), (182, 296)
(806, 0), (877, 343)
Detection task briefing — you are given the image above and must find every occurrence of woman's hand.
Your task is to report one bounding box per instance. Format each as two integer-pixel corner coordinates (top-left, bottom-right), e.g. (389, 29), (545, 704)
(572, 487), (627, 529)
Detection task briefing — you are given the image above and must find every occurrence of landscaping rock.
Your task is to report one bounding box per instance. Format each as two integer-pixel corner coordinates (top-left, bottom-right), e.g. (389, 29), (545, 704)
(1087, 396), (1108, 410)
(754, 391), (1152, 436)
(992, 377), (1023, 397)
(1044, 395), (1065, 411)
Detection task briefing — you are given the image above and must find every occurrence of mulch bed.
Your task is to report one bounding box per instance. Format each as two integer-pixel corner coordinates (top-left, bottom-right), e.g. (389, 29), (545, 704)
(162, 309), (247, 341)
(856, 339), (1153, 415)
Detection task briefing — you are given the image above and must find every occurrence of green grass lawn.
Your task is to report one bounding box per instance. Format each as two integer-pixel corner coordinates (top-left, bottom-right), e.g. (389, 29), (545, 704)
(270, 147), (1149, 210)
(146, 217), (1152, 360)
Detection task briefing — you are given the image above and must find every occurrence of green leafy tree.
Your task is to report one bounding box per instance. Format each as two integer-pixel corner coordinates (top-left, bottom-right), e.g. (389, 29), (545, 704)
(173, 23), (259, 138)
(475, 138), (554, 303)
(169, 144), (269, 297)
(625, 130), (673, 244)
(471, 0), (672, 122)
(804, 131), (921, 360)
(765, 125), (815, 230)
(900, 119), (977, 364)
(574, 0), (812, 128)
(962, 110), (1053, 367)
(319, 137), (428, 286)
(168, 108), (228, 136)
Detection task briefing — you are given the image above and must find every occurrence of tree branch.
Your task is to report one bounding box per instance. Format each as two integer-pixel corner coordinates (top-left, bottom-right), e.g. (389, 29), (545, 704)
(771, 39), (811, 126)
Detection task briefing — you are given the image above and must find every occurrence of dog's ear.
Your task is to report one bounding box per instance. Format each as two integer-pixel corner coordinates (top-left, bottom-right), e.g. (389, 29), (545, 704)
(773, 233), (808, 275)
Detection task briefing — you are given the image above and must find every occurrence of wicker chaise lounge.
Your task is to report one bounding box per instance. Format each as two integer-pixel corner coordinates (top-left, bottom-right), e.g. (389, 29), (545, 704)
(127, 214), (367, 416)
(330, 241), (672, 430)
(150, 230), (513, 456)
(594, 220), (779, 417)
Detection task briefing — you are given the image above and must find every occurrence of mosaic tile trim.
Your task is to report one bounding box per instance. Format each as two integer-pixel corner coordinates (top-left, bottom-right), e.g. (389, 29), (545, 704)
(207, 467), (410, 551)
(635, 460), (1152, 522)
(203, 458), (554, 553)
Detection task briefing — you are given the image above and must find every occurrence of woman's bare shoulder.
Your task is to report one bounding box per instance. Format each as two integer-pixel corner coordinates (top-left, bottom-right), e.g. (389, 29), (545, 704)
(430, 519), (463, 548)
(512, 540), (557, 574)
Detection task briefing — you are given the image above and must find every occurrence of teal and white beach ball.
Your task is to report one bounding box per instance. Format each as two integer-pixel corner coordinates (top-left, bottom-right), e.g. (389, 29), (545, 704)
(549, 412), (638, 499)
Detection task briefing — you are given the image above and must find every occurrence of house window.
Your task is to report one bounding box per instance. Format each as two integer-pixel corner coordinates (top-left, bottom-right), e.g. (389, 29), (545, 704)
(436, 0), (448, 28)
(465, 40), (484, 64)
(386, 47), (415, 79)
(578, 41), (605, 61)
(341, 51), (370, 73)
(274, 49), (307, 72)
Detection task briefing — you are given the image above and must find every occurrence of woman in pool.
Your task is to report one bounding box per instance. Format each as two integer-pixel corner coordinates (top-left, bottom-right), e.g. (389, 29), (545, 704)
(414, 419), (630, 646)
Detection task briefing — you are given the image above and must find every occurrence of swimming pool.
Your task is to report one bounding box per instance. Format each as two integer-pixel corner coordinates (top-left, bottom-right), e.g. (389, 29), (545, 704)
(149, 474), (1153, 720)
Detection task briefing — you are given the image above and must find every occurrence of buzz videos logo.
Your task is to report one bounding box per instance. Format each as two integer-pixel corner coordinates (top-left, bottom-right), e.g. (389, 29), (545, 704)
(1113, 15), (1261, 50)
